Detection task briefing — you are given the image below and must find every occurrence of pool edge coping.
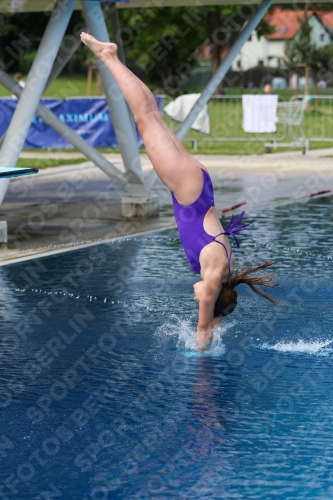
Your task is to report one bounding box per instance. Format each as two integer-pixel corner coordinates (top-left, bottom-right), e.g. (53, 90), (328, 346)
(0, 223), (177, 267)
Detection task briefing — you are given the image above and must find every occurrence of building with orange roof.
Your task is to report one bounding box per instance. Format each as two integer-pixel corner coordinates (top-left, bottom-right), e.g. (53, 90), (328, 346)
(231, 9), (333, 72)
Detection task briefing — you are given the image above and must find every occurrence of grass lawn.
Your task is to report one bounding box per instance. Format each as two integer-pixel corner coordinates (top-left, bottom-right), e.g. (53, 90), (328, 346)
(44, 75), (90, 98)
(1, 77), (333, 155)
(0, 75), (89, 98)
(167, 95), (333, 154)
(223, 87), (333, 99)
(21, 141), (333, 157)
(1, 76), (332, 100)
(17, 157), (87, 169)
(183, 141), (333, 155)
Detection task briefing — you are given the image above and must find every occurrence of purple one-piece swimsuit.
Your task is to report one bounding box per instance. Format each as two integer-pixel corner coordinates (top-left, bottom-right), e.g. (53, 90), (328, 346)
(171, 168), (253, 275)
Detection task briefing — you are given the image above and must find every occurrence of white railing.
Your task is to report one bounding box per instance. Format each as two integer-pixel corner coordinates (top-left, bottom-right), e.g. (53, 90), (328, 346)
(160, 94), (287, 150)
(158, 94), (333, 154)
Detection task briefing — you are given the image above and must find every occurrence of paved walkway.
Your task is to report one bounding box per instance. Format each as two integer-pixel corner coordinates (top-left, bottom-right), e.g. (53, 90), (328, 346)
(1, 148), (332, 263)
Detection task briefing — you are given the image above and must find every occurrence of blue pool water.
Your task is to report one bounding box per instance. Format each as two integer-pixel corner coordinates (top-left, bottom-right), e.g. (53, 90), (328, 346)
(0, 196), (332, 499)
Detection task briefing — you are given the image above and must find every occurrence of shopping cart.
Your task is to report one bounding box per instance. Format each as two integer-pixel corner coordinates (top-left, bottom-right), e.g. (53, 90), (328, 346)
(265, 95), (311, 155)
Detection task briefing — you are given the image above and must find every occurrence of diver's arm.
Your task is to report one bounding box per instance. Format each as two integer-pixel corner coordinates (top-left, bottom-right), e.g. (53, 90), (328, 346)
(197, 296), (215, 333)
(197, 277), (222, 346)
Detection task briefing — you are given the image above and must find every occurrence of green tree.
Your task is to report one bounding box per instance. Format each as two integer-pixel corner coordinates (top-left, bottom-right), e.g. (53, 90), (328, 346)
(116, 6), (206, 94)
(284, 11), (317, 70)
(0, 10), (85, 74)
(116, 5), (273, 94)
(200, 5), (273, 92)
(284, 10), (322, 94)
(311, 43), (333, 91)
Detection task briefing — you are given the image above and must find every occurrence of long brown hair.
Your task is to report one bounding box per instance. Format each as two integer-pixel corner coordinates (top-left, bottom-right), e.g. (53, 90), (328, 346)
(214, 260), (278, 317)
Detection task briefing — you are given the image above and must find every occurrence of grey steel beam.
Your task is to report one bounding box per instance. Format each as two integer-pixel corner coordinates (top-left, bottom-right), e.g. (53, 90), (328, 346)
(108, 3), (126, 65)
(82, 0), (147, 197)
(106, 2), (137, 143)
(0, 32), (83, 164)
(0, 0), (77, 204)
(45, 32), (83, 91)
(47, 8), (138, 143)
(146, 0), (274, 192)
(176, 0), (274, 142)
(0, 71), (129, 189)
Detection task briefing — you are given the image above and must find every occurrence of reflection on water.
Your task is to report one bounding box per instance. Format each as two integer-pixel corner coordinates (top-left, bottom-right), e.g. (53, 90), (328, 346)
(0, 196), (332, 498)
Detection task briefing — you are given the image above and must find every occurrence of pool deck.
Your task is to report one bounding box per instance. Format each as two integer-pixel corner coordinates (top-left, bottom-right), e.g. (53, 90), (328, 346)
(1, 148), (332, 263)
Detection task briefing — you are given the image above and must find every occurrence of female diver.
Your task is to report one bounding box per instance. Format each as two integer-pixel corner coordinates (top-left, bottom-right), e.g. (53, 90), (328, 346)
(80, 33), (278, 350)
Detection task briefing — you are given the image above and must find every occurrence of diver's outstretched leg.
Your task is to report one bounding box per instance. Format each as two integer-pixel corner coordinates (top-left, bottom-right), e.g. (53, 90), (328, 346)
(130, 72), (190, 157)
(80, 33), (203, 201)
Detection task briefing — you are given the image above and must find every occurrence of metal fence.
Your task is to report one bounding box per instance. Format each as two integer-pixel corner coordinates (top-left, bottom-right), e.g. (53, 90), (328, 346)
(159, 94), (333, 154)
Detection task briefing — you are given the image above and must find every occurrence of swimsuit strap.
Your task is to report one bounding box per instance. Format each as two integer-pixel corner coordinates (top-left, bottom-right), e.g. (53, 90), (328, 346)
(214, 240), (233, 276)
(214, 211), (254, 275)
(215, 211), (254, 248)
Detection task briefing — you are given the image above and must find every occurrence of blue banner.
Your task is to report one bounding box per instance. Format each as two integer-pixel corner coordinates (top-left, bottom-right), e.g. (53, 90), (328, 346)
(0, 98), (163, 149)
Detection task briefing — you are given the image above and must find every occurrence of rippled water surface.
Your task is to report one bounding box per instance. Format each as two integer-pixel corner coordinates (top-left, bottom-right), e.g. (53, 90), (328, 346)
(0, 196), (332, 499)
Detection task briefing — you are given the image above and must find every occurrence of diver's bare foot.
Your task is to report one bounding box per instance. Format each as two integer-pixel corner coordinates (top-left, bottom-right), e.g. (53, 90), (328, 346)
(80, 32), (117, 61)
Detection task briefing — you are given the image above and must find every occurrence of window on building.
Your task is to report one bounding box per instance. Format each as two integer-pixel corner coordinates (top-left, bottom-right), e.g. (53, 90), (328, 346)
(277, 57), (281, 67)
(278, 27), (287, 36)
(237, 60), (242, 69)
(320, 33), (325, 42)
(258, 60), (264, 67)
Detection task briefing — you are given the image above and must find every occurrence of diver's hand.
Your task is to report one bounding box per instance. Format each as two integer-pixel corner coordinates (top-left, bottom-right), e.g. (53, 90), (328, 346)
(196, 317), (222, 351)
(196, 330), (213, 351)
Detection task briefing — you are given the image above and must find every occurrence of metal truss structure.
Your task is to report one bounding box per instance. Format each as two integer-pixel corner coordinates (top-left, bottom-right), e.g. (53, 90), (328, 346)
(0, 0), (275, 214)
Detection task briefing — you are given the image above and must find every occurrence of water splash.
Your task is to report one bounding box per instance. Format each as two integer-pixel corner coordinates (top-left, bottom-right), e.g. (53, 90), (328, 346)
(260, 339), (333, 356)
(156, 315), (237, 357)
